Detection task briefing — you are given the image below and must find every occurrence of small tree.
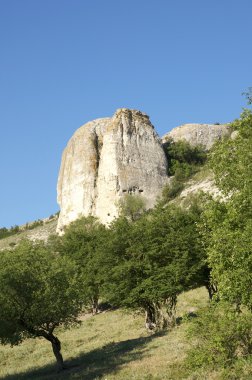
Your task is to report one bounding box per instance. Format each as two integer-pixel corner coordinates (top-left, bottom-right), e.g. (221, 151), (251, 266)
(0, 240), (83, 371)
(104, 205), (204, 329)
(203, 110), (252, 310)
(53, 216), (109, 314)
(118, 194), (146, 221)
(163, 139), (207, 178)
(187, 302), (252, 376)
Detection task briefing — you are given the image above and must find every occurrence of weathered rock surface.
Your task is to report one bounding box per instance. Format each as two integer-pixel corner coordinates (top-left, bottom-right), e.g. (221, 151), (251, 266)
(162, 123), (231, 150)
(57, 109), (168, 232)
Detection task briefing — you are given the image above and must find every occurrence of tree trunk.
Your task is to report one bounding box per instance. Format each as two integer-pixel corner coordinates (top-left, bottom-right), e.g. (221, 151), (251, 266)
(165, 295), (177, 327)
(92, 296), (99, 315)
(205, 281), (218, 300)
(145, 303), (157, 330)
(17, 320), (65, 372)
(145, 302), (170, 330)
(47, 333), (65, 371)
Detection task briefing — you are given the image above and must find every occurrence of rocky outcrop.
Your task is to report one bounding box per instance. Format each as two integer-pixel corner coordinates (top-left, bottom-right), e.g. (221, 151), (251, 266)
(57, 109), (168, 232)
(162, 123), (231, 150)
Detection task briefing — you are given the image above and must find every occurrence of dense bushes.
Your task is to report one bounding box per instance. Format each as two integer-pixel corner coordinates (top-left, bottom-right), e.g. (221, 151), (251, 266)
(186, 108), (252, 377)
(103, 204), (205, 329)
(186, 303), (252, 378)
(160, 139), (207, 203)
(164, 139), (207, 178)
(52, 216), (109, 315)
(0, 225), (19, 240)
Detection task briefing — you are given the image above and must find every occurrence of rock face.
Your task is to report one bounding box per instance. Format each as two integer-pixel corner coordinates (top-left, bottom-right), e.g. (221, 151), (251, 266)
(57, 109), (168, 232)
(162, 123), (231, 150)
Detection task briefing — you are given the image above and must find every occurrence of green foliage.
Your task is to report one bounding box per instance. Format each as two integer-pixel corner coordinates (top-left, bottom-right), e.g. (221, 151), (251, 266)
(164, 139), (207, 178)
(25, 219), (43, 230)
(210, 109), (252, 195)
(0, 225), (20, 240)
(103, 205), (205, 328)
(54, 216), (109, 313)
(118, 194), (146, 221)
(160, 179), (185, 203)
(0, 240), (83, 369)
(0, 218), (48, 241)
(160, 139), (207, 205)
(203, 110), (252, 310)
(186, 303), (252, 377)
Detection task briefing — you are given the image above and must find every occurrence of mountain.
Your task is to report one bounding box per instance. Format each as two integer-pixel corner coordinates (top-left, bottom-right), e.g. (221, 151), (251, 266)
(0, 109), (231, 246)
(57, 109), (168, 232)
(57, 109), (230, 232)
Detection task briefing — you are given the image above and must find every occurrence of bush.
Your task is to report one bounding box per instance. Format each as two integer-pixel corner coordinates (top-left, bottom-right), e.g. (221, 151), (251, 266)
(118, 194), (146, 221)
(164, 139), (207, 178)
(0, 226), (20, 240)
(186, 303), (252, 376)
(161, 180), (184, 203)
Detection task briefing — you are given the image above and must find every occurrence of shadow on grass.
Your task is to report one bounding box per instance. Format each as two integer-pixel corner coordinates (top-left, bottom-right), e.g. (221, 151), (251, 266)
(4, 331), (166, 380)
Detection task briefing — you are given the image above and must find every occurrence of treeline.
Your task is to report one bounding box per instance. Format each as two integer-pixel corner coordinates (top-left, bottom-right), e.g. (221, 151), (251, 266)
(0, 225), (20, 239)
(0, 220), (44, 240)
(0, 109), (251, 376)
(0, 214), (59, 240)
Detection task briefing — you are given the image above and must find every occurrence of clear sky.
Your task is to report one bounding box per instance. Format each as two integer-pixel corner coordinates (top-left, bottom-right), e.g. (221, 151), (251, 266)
(0, 0), (251, 228)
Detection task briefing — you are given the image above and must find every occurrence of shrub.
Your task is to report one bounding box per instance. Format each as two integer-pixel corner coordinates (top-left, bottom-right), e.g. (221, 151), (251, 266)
(186, 303), (252, 375)
(164, 139), (207, 178)
(161, 180), (184, 203)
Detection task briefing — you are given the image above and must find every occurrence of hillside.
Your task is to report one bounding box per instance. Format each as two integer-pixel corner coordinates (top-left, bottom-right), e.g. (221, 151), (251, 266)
(0, 169), (215, 252)
(0, 218), (57, 251)
(0, 166), (216, 251)
(0, 287), (213, 380)
(1, 110), (251, 380)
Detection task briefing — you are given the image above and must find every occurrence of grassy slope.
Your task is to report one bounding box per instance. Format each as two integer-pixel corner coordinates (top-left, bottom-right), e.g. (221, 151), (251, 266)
(0, 288), (217, 380)
(0, 219), (57, 251)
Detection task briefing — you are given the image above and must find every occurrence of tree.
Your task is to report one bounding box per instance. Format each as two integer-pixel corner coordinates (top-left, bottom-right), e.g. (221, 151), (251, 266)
(118, 194), (146, 221)
(242, 86), (252, 105)
(187, 302), (252, 376)
(54, 216), (109, 314)
(104, 205), (204, 329)
(0, 240), (83, 371)
(203, 110), (252, 310)
(163, 138), (207, 178)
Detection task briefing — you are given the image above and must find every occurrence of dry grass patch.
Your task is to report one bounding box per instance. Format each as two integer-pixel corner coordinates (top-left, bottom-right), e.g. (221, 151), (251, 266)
(0, 288), (210, 380)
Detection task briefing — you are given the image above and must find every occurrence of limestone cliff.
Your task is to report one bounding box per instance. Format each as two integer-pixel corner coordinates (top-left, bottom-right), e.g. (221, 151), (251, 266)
(57, 109), (168, 232)
(162, 123), (231, 150)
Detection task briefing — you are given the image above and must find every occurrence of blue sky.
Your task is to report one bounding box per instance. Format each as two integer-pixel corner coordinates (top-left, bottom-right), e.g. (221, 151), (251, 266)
(0, 0), (251, 227)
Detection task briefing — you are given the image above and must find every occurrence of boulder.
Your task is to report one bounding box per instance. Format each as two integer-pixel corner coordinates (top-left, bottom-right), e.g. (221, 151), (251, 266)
(162, 123), (231, 150)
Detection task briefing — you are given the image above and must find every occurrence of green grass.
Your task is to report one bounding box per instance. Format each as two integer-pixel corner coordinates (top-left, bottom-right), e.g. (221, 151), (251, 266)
(188, 166), (213, 183)
(0, 288), (215, 380)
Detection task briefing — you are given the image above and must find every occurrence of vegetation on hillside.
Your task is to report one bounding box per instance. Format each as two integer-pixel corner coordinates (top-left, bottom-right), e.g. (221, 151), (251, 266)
(0, 240), (84, 370)
(0, 288), (209, 380)
(0, 98), (251, 378)
(164, 139), (207, 178)
(0, 214), (58, 241)
(185, 107), (252, 377)
(161, 139), (207, 202)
